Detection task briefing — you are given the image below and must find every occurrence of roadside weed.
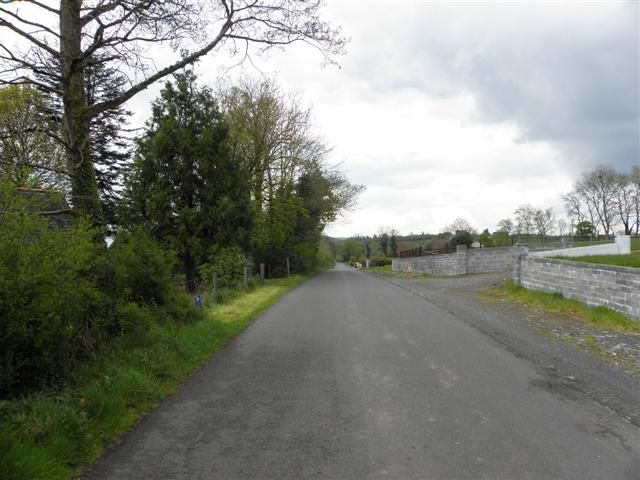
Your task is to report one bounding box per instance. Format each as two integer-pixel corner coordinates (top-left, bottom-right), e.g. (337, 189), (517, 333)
(502, 283), (640, 334)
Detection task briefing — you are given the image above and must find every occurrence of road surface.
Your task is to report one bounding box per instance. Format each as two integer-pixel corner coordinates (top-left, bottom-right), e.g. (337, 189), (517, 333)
(86, 265), (639, 479)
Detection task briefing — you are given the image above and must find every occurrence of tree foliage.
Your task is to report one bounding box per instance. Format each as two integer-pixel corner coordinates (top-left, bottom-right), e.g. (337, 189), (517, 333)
(220, 78), (363, 275)
(124, 72), (252, 290)
(0, 0), (346, 226)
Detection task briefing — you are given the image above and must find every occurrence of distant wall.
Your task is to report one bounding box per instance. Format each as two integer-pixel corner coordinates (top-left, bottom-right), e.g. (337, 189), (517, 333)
(531, 235), (630, 258)
(392, 245), (514, 277)
(391, 236), (632, 281)
(513, 255), (640, 320)
(392, 250), (462, 277)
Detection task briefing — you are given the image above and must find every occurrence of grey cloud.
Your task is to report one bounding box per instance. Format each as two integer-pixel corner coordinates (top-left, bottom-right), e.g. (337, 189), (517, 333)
(346, 2), (639, 173)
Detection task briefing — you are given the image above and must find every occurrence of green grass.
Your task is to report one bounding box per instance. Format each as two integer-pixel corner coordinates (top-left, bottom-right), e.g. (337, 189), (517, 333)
(0, 275), (306, 480)
(366, 264), (392, 273)
(631, 236), (640, 252)
(554, 254), (640, 268)
(501, 282), (640, 334)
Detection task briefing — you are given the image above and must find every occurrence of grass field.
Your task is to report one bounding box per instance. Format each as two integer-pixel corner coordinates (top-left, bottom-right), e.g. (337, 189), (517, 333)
(500, 282), (640, 334)
(0, 276), (307, 480)
(554, 254), (640, 268)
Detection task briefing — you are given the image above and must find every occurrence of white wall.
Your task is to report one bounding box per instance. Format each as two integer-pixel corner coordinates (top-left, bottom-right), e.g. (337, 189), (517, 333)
(531, 235), (630, 258)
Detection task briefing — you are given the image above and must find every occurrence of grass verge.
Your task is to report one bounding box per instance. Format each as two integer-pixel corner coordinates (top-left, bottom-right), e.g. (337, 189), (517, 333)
(0, 275), (307, 480)
(500, 282), (640, 334)
(553, 254), (640, 268)
(366, 264), (393, 273)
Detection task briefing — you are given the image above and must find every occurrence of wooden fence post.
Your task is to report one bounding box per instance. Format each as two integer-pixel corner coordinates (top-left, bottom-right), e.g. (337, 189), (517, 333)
(260, 263), (265, 281)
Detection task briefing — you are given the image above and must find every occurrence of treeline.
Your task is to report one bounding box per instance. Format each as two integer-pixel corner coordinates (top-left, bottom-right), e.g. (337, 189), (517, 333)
(563, 165), (640, 236)
(0, 74), (362, 393)
(493, 165), (640, 240)
(337, 165), (639, 263)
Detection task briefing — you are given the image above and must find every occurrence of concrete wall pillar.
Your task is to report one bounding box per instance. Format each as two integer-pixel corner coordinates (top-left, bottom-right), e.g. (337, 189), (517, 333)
(615, 235), (631, 254)
(512, 246), (529, 285)
(455, 245), (468, 275)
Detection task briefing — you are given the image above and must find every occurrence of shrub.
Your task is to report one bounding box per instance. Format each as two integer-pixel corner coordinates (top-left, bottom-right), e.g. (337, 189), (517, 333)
(114, 302), (153, 347)
(106, 229), (176, 306)
(448, 230), (473, 249)
(199, 246), (248, 289)
(163, 290), (205, 324)
(0, 183), (109, 392)
(369, 256), (392, 267)
(316, 239), (336, 270)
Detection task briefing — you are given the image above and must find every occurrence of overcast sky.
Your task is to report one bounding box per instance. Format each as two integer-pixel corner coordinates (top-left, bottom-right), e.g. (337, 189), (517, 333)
(6, 0), (637, 237)
(192, 0), (637, 238)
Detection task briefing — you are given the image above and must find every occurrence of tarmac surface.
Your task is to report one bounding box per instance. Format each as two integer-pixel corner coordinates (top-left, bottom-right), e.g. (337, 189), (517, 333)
(85, 264), (640, 479)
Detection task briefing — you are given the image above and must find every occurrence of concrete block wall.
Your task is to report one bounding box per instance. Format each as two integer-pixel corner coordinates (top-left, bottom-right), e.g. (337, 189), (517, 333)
(513, 256), (640, 320)
(466, 246), (515, 274)
(392, 245), (514, 276)
(392, 252), (460, 276)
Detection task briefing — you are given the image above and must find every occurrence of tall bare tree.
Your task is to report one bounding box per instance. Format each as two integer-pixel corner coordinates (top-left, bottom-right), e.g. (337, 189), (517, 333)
(612, 172), (635, 235)
(514, 204), (536, 236)
(562, 190), (586, 227)
(556, 218), (569, 237)
(0, 1), (345, 225)
(576, 166), (617, 235)
(532, 207), (555, 239)
(444, 217), (475, 234)
(496, 218), (514, 234)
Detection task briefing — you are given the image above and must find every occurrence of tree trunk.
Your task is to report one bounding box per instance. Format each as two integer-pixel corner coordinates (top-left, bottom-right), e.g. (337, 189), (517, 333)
(60, 0), (103, 226)
(184, 253), (198, 293)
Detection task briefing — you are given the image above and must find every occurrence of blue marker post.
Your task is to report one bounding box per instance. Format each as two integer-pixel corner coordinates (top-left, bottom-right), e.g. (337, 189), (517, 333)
(194, 294), (202, 309)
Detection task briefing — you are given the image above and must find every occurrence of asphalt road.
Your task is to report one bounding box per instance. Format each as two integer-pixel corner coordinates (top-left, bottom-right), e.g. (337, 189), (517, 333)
(86, 265), (640, 479)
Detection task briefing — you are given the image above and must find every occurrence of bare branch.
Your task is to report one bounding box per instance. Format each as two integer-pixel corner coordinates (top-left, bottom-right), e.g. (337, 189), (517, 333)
(0, 5), (59, 38)
(26, 1), (60, 16)
(0, 17), (58, 58)
(87, 18), (233, 117)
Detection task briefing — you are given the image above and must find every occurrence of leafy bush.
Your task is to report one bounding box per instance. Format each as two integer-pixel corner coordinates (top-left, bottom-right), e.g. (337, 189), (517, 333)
(291, 243), (318, 273)
(316, 238), (336, 270)
(448, 230), (473, 249)
(199, 246), (248, 289)
(0, 184), (109, 392)
(114, 302), (153, 347)
(106, 229), (176, 306)
(0, 185), (200, 394)
(163, 290), (205, 324)
(369, 256), (392, 267)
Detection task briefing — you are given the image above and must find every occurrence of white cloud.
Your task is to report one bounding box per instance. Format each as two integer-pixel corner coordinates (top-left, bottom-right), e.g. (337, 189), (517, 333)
(5, 0), (633, 238)
(228, 0), (637, 237)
